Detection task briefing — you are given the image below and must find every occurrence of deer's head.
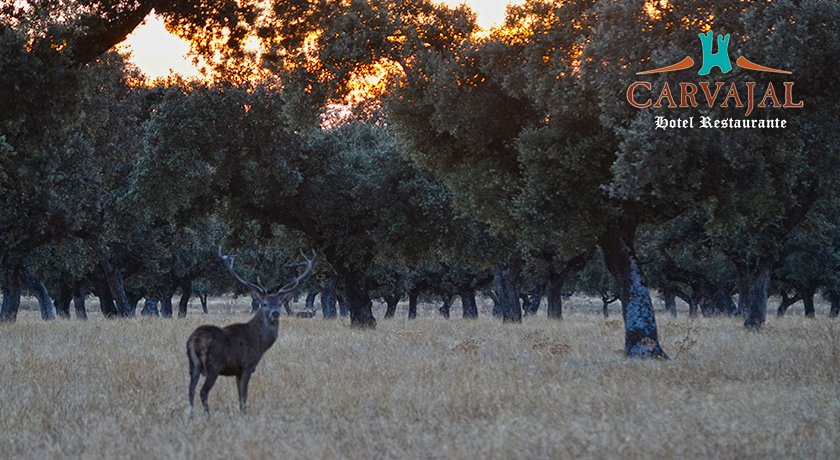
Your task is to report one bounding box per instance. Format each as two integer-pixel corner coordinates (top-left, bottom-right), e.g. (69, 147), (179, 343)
(219, 247), (316, 326)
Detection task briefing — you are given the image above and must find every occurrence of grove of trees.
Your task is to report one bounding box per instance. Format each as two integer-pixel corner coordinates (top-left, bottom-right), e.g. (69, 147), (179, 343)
(2, 0), (839, 358)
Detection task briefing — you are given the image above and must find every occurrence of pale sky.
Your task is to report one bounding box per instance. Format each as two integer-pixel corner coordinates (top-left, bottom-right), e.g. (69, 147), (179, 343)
(121, 1), (518, 79)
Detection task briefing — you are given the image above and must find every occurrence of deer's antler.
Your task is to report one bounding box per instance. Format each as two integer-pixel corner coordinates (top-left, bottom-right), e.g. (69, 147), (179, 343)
(218, 246), (266, 295)
(269, 249), (316, 295)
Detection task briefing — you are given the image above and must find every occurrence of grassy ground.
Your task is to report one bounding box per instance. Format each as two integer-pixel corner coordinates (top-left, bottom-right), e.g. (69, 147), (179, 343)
(1, 296), (838, 459)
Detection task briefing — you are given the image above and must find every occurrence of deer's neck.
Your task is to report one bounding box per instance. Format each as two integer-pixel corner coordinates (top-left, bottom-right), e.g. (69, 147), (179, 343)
(248, 314), (279, 351)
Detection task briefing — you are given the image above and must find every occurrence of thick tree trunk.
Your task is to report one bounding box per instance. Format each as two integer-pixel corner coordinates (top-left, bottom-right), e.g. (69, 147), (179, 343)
(178, 279), (192, 318)
(321, 278), (338, 319)
(736, 259), (772, 330)
(545, 277), (565, 320)
(199, 293), (208, 314)
(599, 223), (667, 358)
(687, 298), (699, 317)
(830, 294), (840, 318)
(408, 289), (419, 319)
(490, 291), (502, 318)
(460, 288), (478, 319)
(305, 290), (319, 311)
(802, 288), (816, 318)
(383, 295), (400, 319)
(438, 295), (452, 319)
(101, 260), (133, 318)
(601, 295), (615, 318)
(545, 254), (587, 320)
(159, 284), (176, 318)
(21, 268), (55, 320)
(520, 294), (531, 315)
(94, 277), (118, 318)
(776, 290), (800, 317)
(700, 285), (736, 317)
(662, 289), (677, 318)
(142, 297), (160, 316)
(492, 263), (522, 323)
(546, 278), (564, 320)
(0, 268), (22, 322)
(715, 286), (736, 316)
(521, 293), (542, 316)
(72, 282), (87, 320)
(337, 295), (350, 317)
(341, 272), (376, 328)
(54, 282), (73, 319)
(127, 291), (144, 315)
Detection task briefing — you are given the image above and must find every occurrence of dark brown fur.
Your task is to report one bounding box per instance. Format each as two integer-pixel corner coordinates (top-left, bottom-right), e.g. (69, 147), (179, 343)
(187, 307), (280, 415)
(187, 248), (315, 416)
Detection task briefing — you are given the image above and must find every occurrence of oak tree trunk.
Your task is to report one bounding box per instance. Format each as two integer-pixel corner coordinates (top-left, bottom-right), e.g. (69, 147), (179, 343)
(700, 285), (736, 317)
(142, 297), (160, 316)
(305, 290), (319, 311)
(178, 279), (192, 318)
(159, 284), (176, 318)
(53, 282), (73, 319)
(0, 268), (22, 322)
(545, 254), (588, 320)
(72, 282), (87, 320)
(321, 277), (338, 319)
(546, 279), (564, 320)
(830, 294), (840, 318)
(408, 289), (419, 319)
(736, 259), (772, 330)
(802, 288), (816, 318)
(127, 291), (144, 314)
(438, 295), (452, 318)
(383, 295), (400, 319)
(600, 223), (667, 358)
(776, 290), (799, 317)
(522, 293), (542, 316)
(601, 295), (615, 318)
(337, 295), (350, 317)
(101, 260), (132, 317)
(460, 288), (478, 319)
(94, 276), (118, 318)
(21, 268), (55, 320)
(490, 291), (502, 318)
(492, 263), (522, 323)
(662, 289), (677, 318)
(341, 272), (376, 328)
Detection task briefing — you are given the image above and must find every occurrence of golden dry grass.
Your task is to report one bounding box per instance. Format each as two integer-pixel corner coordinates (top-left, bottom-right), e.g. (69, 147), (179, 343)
(1, 296), (839, 459)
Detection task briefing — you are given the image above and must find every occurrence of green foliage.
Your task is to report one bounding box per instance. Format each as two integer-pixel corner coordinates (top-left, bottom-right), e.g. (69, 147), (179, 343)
(3, 0), (840, 325)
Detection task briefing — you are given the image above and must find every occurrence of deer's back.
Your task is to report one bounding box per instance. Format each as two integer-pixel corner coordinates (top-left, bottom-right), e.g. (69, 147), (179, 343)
(188, 323), (265, 376)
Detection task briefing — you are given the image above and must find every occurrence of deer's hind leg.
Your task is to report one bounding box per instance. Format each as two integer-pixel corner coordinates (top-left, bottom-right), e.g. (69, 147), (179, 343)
(188, 359), (201, 417)
(200, 371), (219, 416)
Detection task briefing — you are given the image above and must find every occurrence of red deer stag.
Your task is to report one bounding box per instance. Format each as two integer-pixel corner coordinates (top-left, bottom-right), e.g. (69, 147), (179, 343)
(187, 248), (316, 416)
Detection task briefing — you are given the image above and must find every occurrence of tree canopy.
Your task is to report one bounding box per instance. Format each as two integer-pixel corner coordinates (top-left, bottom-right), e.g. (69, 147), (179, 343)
(2, 0), (840, 358)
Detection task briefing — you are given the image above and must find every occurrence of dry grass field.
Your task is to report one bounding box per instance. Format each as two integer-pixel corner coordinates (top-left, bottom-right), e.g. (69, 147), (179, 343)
(1, 296), (839, 459)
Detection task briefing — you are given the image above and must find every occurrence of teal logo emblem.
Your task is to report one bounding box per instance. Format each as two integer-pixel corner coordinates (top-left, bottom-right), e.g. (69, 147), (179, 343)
(636, 30), (791, 76)
(698, 31), (732, 75)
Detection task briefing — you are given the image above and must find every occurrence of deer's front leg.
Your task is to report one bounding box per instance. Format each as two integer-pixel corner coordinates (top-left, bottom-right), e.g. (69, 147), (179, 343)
(237, 369), (253, 414)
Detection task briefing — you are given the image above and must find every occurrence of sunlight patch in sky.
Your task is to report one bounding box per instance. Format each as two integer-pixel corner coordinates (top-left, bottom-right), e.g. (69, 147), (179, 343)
(121, 15), (202, 80)
(122, 1), (519, 79)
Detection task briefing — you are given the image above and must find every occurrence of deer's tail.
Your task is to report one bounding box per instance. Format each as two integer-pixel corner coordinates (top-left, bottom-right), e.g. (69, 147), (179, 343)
(187, 336), (202, 372)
